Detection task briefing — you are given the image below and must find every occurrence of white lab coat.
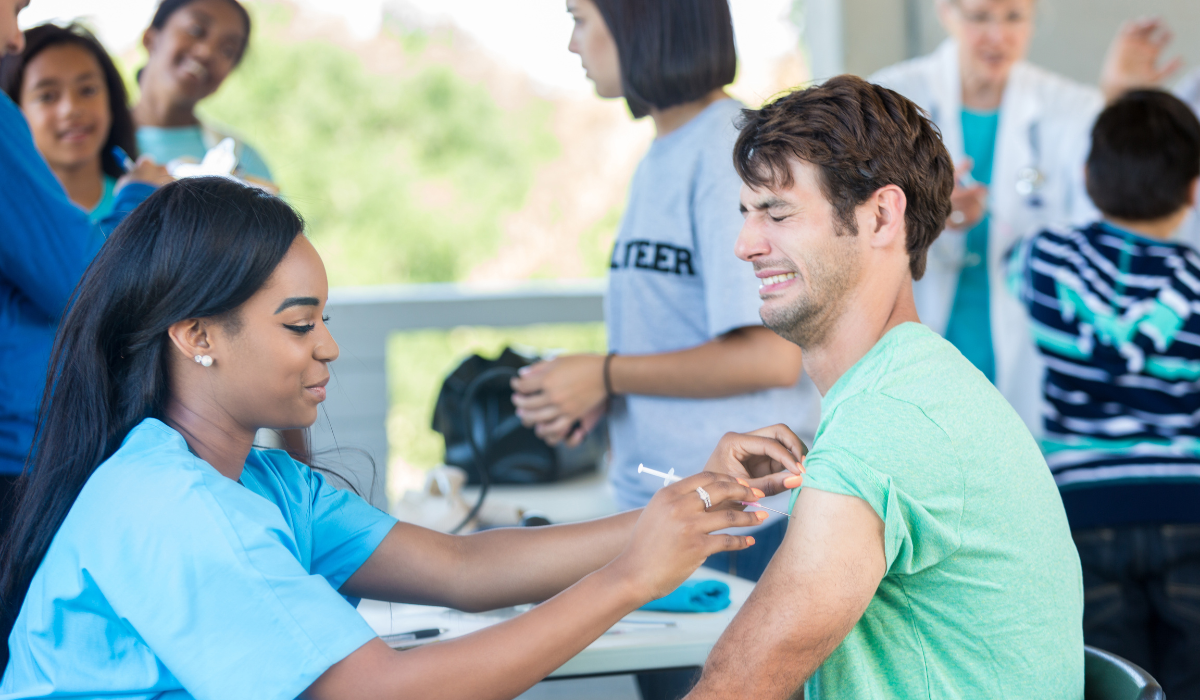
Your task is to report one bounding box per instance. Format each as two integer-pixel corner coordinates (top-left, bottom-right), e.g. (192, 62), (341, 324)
(871, 40), (1103, 434)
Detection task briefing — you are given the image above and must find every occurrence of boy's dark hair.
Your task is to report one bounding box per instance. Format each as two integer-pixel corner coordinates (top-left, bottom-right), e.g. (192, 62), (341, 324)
(1086, 89), (1200, 221)
(592, 0), (736, 119)
(0, 23), (138, 179)
(733, 75), (953, 280)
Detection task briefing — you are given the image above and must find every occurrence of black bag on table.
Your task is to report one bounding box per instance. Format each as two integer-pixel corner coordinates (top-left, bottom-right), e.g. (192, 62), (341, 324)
(431, 347), (605, 486)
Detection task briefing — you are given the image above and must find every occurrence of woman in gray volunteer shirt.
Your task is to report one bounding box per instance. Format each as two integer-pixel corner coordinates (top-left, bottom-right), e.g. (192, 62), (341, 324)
(512, 0), (816, 582)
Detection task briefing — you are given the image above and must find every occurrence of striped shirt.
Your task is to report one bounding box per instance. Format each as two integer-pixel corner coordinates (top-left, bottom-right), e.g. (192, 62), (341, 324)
(1010, 221), (1200, 528)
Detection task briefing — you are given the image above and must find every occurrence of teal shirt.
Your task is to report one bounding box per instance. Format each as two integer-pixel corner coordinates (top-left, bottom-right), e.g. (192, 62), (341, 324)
(790, 323), (1083, 699)
(1, 418), (396, 699)
(138, 124), (274, 184)
(943, 108), (999, 382)
(86, 174), (117, 224)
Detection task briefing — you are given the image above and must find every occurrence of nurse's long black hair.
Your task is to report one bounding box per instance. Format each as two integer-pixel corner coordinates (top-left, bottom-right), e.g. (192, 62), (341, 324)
(0, 177), (302, 670)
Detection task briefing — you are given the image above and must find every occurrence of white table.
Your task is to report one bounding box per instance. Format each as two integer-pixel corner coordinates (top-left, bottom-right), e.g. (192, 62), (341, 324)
(356, 570), (754, 678)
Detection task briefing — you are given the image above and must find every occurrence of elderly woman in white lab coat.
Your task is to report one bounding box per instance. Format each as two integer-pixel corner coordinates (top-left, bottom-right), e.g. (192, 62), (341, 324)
(871, 0), (1102, 434)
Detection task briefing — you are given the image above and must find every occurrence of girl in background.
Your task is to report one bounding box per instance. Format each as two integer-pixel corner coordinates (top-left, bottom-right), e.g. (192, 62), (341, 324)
(515, 0), (814, 574)
(1, 23), (142, 223)
(133, 0), (275, 190)
(514, 3), (816, 695)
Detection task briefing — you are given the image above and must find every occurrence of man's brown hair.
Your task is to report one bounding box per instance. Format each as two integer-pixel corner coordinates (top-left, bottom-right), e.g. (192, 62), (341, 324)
(733, 74), (953, 280)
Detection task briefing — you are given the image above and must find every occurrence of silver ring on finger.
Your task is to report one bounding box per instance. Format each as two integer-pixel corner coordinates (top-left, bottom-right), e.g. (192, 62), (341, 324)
(949, 210), (966, 226)
(696, 486), (712, 510)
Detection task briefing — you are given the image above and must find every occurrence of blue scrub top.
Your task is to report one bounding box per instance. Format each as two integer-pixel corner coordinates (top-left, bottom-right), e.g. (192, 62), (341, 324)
(1, 418), (397, 700)
(943, 107), (999, 382)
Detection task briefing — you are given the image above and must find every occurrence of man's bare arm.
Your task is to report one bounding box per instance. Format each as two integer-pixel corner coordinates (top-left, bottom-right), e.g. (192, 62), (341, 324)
(686, 487), (887, 699)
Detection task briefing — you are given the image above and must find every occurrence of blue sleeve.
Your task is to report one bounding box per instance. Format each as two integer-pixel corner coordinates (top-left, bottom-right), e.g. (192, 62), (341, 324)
(0, 93), (102, 320)
(96, 182), (156, 236)
(94, 463), (379, 700)
(305, 467), (398, 590)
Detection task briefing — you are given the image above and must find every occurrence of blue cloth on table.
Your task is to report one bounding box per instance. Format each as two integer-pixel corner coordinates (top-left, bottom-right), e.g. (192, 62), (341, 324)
(640, 580), (730, 612)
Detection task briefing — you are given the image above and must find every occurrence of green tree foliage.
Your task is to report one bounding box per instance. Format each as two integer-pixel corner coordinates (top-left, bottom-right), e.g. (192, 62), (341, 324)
(198, 2), (560, 286)
(149, 3), (605, 473)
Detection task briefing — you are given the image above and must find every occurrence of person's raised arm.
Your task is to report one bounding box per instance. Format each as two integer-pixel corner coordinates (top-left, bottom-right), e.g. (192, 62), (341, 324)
(0, 97), (101, 320)
(305, 473), (765, 700)
(511, 326), (803, 445)
(686, 486), (886, 699)
(1100, 17), (1182, 102)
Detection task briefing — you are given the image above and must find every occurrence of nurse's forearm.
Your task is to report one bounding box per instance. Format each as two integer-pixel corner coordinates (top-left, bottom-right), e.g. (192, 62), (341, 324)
(341, 511), (639, 611)
(611, 326), (802, 398)
(445, 510), (640, 611)
(305, 560), (648, 700)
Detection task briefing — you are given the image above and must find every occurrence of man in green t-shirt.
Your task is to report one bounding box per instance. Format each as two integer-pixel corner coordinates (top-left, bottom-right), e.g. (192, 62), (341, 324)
(687, 75), (1084, 699)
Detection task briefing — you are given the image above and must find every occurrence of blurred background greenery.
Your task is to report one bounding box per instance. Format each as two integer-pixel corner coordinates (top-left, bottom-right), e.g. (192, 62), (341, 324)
(103, 0), (805, 485)
(166, 1), (615, 477)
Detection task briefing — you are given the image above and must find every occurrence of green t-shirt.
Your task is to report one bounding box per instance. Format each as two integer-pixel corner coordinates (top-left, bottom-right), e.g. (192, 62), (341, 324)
(790, 322), (1083, 699)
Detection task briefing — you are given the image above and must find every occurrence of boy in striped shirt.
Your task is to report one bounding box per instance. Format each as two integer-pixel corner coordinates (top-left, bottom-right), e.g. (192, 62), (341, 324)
(1010, 89), (1200, 696)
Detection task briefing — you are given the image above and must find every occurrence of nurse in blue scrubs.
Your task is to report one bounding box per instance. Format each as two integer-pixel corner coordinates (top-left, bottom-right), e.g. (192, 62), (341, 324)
(0, 177), (795, 700)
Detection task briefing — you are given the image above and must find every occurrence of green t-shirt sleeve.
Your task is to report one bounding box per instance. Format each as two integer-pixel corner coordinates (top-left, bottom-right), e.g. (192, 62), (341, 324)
(795, 394), (964, 575)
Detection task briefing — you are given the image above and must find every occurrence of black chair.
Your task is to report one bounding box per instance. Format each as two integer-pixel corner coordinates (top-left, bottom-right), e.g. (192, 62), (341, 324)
(1085, 645), (1164, 700)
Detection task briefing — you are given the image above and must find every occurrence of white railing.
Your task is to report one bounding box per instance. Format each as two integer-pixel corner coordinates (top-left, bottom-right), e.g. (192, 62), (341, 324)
(311, 280), (607, 508)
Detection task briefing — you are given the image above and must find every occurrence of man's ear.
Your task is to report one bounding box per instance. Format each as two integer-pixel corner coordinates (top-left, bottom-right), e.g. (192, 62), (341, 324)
(1188, 176), (1200, 208)
(166, 318), (214, 362)
(867, 184), (908, 250)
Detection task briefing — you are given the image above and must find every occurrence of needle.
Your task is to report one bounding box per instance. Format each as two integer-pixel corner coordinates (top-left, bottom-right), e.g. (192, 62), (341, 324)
(740, 501), (793, 519)
(638, 464), (793, 519)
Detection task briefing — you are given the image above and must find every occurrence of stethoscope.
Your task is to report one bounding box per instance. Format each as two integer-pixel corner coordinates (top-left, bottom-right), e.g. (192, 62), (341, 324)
(1015, 121), (1045, 209)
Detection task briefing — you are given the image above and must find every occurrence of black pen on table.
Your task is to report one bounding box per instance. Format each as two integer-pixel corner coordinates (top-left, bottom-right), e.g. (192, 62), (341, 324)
(381, 628), (446, 644)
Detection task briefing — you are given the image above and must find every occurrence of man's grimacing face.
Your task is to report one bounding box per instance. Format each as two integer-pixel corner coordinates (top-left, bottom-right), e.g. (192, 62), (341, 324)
(735, 159), (864, 348)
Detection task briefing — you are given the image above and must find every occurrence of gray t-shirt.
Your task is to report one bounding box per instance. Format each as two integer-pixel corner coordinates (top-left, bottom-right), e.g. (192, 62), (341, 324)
(605, 98), (820, 513)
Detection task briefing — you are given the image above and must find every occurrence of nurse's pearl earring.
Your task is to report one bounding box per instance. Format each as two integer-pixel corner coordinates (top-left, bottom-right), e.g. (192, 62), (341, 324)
(193, 355), (213, 367)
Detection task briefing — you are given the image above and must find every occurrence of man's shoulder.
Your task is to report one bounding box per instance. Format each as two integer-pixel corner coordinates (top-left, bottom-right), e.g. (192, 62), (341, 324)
(813, 389), (958, 487)
(822, 326), (1021, 456)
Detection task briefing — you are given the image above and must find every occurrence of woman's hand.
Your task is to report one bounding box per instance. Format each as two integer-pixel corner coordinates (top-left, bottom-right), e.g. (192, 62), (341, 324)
(511, 354), (608, 446)
(1100, 17), (1182, 102)
(116, 155), (174, 191)
(946, 160), (986, 231)
(608, 473), (766, 601)
(704, 424), (807, 498)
